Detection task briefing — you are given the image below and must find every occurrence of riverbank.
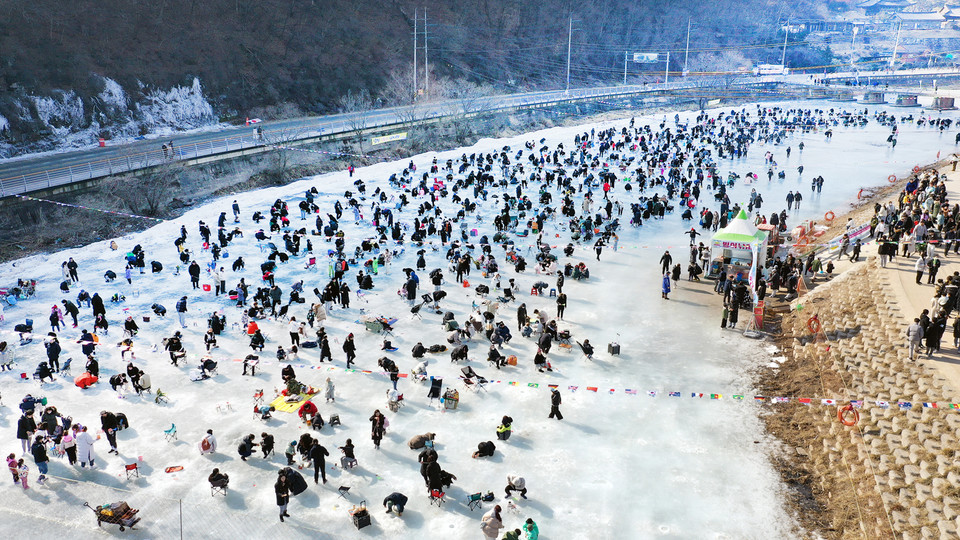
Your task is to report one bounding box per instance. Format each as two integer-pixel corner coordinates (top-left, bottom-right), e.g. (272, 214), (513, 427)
(761, 158), (960, 539)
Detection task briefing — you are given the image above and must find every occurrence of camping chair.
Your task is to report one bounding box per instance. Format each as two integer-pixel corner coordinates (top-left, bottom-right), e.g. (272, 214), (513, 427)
(410, 303), (424, 320)
(305, 257), (317, 271)
(466, 492), (483, 511)
(460, 366), (488, 393)
(337, 486), (351, 499)
(60, 357), (73, 376)
(427, 377), (443, 402)
(429, 489), (445, 507)
(125, 463), (140, 479)
(210, 478), (229, 496)
(253, 389), (264, 407)
(164, 423), (177, 442)
(577, 342), (594, 361)
(155, 389), (169, 404)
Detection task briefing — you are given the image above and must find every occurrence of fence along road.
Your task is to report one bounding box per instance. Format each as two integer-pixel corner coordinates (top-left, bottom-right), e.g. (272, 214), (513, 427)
(4, 68), (945, 198)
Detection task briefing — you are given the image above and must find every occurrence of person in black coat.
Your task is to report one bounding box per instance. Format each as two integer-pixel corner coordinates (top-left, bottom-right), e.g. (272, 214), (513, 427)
(319, 335), (332, 362)
(91, 293), (106, 319)
(85, 355), (99, 378)
(45, 335), (62, 372)
(343, 334), (356, 368)
(308, 439), (329, 484)
(426, 460), (444, 492)
(516, 303), (527, 331)
(549, 388), (563, 420)
(383, 492), (408, 516)
(238, 434), (258, 461)
(100, 411), (120, 454)
(62, 300), (80, 327)
(275, 473), (291, 521)
(17, 412), (37, 454)
(369, 410), (386, 449)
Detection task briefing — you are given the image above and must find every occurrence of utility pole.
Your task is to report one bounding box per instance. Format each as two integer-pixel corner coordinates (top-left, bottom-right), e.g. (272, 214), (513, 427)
(683, 18), (691, 76)
(665, 51), (670, 84)
(891, 20), (902, 70)
(624, 51), (628, 85)
(424, 8), (429, 96)
(780, 18), (789, 67)
(413, 8), (418, 100)
(566, 16), (573, 94)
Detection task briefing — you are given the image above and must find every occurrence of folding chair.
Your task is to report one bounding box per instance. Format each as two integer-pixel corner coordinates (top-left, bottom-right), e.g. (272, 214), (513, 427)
(125, 463), (140, 479)
(164, 423), (177, 441)
(60, 357), (73, 375)
(427, 377), (443, 402)
(211, 480), (228, 496)
(460, 367), (488, 393)
(155, 389), (169, 404)
(329, 414), (341, 426)
(305, 257), (317, 271)
(338, 486), (351, 499)
(253, 389), (264, 407)
(466, 492), (483, 511)
(429, 489), (445, 507)
(410, 303), (424, 320)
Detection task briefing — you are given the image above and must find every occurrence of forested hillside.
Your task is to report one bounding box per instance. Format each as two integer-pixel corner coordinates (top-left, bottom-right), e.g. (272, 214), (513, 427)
(0, 0), (824, 154)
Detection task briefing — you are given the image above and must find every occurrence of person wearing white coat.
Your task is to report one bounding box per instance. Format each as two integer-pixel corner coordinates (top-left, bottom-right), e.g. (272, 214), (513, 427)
(75, 426), (96, 468)
(199, 430), (217, 455)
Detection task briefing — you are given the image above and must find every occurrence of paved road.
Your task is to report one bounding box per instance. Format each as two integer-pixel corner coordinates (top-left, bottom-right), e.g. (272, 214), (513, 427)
(2, 68), (955, 197)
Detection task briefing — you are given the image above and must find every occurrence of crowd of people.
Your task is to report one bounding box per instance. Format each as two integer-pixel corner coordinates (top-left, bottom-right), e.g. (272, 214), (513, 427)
(5, 103), (942, 535)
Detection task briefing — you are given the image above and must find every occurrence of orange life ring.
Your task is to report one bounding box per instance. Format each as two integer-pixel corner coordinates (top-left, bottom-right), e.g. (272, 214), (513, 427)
(824, 211), (835, 222)
(838, 403), (860, 426)
(888, 174), (897, 183)
(913, 165), (921, 174)
(795, 236), (809, 248)
(807, 316), (821, 334)
(857, 189), (863, 200)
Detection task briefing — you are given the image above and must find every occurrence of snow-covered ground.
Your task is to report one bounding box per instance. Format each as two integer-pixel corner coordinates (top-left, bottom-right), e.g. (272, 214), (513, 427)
(0, 101), (958, 539)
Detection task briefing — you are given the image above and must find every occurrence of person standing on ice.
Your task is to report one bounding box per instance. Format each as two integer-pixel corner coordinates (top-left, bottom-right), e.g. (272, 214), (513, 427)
(480, 505), (504, 539)
(662, 273), (671, 300)
(188, 261), (201, 289)
(343, 333), (357, 368)
(75, 425), (96, 468)
(659, 250), (672, 274)
(232, 200), (240, 221)
(275, 471), (291, 522)
(548, 389), (563, 420)
(176, 296), (188, 328)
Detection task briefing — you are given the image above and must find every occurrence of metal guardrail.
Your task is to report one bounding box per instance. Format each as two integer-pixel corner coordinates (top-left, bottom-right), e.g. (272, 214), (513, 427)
(0, 80), (782, 198)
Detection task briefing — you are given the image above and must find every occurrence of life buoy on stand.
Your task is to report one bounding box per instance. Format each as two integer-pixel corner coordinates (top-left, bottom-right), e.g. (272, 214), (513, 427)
(824, 211), (835, 222)
(838, 403), (860, 426)
(888, 174), (897, 183)
(807, 315), (821, 334)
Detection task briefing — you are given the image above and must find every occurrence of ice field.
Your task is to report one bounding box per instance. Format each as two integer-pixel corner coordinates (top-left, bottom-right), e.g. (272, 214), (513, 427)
(1, 101), (958, 538)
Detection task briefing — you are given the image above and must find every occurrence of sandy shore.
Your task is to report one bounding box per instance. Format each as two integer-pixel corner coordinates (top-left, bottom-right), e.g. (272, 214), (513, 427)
(761, 159), (960, 539)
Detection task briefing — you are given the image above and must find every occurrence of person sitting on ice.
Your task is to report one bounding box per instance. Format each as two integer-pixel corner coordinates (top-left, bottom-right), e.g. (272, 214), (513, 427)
(472, 440), (496, 459)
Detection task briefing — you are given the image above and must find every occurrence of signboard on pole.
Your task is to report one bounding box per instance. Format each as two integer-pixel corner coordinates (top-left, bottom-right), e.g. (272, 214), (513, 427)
(633, 53), (660, 63)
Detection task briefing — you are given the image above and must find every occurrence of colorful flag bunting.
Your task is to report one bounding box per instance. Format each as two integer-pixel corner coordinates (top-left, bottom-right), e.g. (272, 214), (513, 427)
(625, 389), (637, 395)
(528, 383), (539, 388)
(922, 403), (938, 408)
(668, 392), (681, 397)
(821, 399), (836, 406)
(568, 386), (578, 392)
(646, 391), (657, 397)
(897, 402), (912, 409)
(710, 394), (722, 400)
(754, 396), (766, 401)
(732, 395), (744, 400)
(586, 387), (598, 392)
(875, 401), (889, 408)
(798, 398), (812, 404)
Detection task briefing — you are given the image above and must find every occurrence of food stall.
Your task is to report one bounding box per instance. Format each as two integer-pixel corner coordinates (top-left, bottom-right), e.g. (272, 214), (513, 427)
(708, 210), (769, 281)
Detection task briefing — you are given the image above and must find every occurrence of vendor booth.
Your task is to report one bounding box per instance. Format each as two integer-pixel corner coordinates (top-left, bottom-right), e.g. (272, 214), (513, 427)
(709, 210), (769, 281)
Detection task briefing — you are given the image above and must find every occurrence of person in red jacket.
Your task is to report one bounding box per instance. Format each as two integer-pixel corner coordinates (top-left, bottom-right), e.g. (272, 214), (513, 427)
(298, 400), (318, 424)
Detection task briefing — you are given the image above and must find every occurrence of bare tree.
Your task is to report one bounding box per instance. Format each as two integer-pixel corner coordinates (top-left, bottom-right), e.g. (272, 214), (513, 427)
(336, 89), (373, 154)
(263, 126), (307, 183)
(108, 162), (183, 217)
